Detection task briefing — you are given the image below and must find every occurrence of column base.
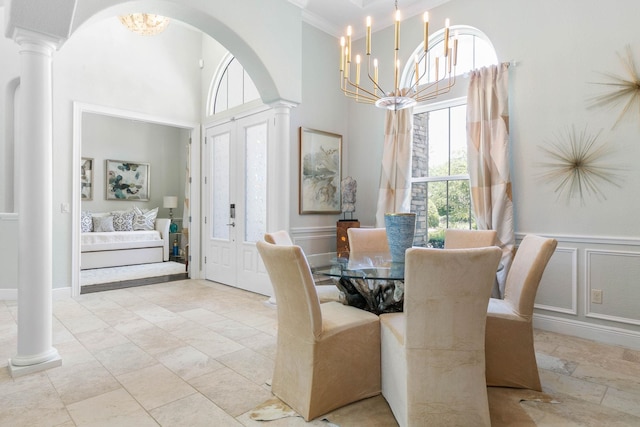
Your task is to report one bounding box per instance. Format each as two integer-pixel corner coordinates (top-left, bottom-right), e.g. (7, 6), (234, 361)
(8, 353), (62, 378)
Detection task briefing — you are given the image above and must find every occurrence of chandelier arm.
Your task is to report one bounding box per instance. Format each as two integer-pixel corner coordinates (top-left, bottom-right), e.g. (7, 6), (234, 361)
(366, 55), (386, 97)
(415, 77), (457, 102)
(341, 73), (382, 102)
(414, 71), (457, 99)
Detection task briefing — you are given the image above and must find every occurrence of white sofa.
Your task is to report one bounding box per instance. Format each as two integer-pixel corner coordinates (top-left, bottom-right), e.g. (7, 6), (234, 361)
(81, 217), (170, 270)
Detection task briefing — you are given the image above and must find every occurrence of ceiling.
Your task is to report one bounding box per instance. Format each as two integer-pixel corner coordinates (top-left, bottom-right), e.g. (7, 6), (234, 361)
(289, 0), (451, 38)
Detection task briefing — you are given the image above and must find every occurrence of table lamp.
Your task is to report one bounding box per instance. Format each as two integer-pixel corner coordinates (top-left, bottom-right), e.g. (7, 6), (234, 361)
(163, 196), (179, 233)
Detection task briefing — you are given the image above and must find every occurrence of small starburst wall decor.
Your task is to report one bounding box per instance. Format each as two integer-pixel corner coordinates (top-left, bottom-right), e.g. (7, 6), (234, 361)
(588, 45), (640, 128)
(537, 126), (624, 204)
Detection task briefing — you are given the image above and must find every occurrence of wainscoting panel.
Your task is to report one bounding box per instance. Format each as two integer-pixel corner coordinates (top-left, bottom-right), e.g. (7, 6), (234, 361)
(586, 249), (640, 326)
(518, 233), (640, 350)
(290, 226), (337, 255)
(535, 247), (577, 315)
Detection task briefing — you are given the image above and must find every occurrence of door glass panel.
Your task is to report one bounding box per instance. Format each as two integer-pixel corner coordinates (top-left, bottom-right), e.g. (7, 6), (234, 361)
(244, 122), (267, 243)
(212, 133), (230, 240)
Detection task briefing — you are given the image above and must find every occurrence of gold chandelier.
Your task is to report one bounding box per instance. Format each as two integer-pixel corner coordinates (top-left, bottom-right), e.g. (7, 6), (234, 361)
(119, 13), (170, 36)
(340, 1), (458, 110)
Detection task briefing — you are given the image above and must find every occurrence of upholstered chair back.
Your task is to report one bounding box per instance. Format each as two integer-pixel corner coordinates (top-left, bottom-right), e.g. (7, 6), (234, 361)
(264, 230), (294, 246)
(503, 234), (558, 319)
(256, 241), (321, 338)
(443, 229), (498, 249)
(347, 227), (390, 253)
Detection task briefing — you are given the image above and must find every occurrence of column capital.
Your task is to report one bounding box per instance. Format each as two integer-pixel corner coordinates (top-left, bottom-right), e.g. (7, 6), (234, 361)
(268, 99), (299, 111)
(11, 27), (64, 53)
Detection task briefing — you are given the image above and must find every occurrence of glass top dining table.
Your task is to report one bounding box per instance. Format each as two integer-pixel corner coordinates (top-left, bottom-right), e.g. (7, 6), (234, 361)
(308, 251), (406, 281)
(307, 251), (406, 314)
(307, 250), (503, 315)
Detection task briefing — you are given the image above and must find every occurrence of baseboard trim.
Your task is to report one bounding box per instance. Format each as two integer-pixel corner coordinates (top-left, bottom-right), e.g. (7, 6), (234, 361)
(0, 289), (17, 300)
(1, 286), (73, 301)
(534, 313), (640, 350)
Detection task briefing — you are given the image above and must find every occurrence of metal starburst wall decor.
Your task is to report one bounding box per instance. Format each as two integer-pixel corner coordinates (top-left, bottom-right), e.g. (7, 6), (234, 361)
(537, 126), (624, 204)
(589, 45), (640, 128)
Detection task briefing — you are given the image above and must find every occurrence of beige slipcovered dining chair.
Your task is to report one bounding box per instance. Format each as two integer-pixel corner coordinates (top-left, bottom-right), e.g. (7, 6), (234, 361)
(256, 240), (381, 421)
(485, 234), (557, 391)
(380, 246), (502, 427)
(264, 230), (341, 303)
(444, 228), (498, 249)
(347, 227), (390, 254)
(264, 230), (294, 246)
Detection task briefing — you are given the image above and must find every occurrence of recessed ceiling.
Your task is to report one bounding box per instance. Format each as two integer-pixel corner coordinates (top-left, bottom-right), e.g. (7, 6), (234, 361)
(290, 0), (452, 38)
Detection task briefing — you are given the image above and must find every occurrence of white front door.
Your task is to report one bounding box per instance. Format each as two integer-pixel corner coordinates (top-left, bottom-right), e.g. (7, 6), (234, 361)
(204, 109), (272, 295)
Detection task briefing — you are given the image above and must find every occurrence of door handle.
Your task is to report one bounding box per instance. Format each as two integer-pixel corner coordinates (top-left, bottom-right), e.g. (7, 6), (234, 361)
(226, 222), (236, 227)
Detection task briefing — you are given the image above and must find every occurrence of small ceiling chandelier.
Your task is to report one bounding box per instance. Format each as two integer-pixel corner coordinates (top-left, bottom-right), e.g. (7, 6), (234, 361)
(119, 13), (170, 36)
(340, 1), (458, 110)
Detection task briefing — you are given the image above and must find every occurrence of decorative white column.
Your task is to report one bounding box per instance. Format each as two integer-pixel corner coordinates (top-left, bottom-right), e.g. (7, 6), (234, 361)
(268, 101), (296, 234)
(263, 101), (296, 305)
(9, 31), (62, 377)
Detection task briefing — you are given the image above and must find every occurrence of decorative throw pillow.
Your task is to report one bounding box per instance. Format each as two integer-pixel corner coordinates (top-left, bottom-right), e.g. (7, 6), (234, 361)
(92, 215), (115, 232)
(81, 211), (93, 232)
(112, 210), (135, 231)
(133, 206), (158, 231)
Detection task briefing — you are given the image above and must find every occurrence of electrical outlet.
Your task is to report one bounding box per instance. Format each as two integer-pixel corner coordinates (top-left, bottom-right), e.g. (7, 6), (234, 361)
(591, 289), (603, 304)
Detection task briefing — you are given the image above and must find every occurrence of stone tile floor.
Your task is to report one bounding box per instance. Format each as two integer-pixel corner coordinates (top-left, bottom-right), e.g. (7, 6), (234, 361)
(1, 279), (640, 426)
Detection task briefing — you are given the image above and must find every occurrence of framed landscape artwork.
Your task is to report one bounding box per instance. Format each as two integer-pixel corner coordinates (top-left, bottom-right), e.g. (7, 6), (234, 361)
(299, 127), (342, 214)
(81, 157), (93, 201)
(106, 159), (150, 201)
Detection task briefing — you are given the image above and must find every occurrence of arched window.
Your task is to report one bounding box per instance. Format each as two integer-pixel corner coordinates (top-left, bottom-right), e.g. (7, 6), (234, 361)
(405, 26), (498, 248)
(401, 25), (498, 89)
(207, 54), (260, 116)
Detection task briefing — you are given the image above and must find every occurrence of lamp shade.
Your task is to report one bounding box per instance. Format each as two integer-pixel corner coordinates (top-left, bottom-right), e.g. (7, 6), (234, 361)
(163, 196), (178, 209)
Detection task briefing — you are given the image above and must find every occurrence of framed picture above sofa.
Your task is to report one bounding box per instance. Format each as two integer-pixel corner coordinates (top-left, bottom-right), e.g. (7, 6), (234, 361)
(106, 159), (150, 201)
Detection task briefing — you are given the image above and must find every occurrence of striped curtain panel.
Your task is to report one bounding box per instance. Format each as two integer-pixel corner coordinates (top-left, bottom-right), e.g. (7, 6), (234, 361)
(375, 108), (414, 228)
(467, 63), (514, 297)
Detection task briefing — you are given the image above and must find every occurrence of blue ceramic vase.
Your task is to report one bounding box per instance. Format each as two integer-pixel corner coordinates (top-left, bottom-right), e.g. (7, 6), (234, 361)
(384, 213), (416, 263)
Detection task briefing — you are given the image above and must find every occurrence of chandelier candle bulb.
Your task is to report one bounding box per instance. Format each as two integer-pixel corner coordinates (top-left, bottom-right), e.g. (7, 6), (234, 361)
(347, 26), (352, 63)
(340, 37), (345, 71)
(374, 59), (379, 94)
(366, 16), (372, 55)
(423, 12), (429, 52)
(356, 55), (361, 85)
(395, 10), (400, 51)
(345, 47), (350, 79)
(444, 18), (450, 56)
(453, 34), (459, 66)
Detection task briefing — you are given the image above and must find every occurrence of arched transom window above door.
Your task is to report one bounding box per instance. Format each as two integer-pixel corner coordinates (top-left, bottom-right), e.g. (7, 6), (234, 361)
(207, 54), (261, 116)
